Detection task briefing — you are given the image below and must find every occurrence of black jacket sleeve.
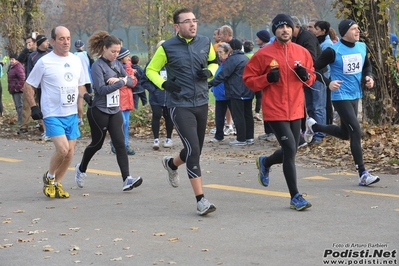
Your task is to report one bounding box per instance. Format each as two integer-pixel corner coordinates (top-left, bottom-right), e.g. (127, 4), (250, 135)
(314, 48), (335, 86)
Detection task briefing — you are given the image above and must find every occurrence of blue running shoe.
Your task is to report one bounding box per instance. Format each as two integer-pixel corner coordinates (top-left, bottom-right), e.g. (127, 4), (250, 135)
(256, 156), (270, 187)
(290, 193), (312, 211)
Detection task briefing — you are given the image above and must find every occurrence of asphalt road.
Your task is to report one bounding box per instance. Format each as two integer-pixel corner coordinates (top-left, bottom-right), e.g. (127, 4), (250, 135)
(0, 134), (398, 266)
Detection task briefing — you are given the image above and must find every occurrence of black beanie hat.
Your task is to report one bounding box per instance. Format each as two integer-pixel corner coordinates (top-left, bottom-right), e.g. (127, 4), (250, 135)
(271, 14), (294, 35)
(36, 35), (47, 47)
(228, 38), (243, 51)
(256, 30), (271, 43)
(338, 19), (356, 37)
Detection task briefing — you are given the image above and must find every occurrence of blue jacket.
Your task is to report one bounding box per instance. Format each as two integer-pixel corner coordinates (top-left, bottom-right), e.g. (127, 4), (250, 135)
(209, 50), (254, 100)
(210, 64), (227, 101)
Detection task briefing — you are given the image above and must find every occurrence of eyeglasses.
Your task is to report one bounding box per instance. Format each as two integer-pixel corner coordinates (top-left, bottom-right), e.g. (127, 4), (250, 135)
(177, 19), (199, 25)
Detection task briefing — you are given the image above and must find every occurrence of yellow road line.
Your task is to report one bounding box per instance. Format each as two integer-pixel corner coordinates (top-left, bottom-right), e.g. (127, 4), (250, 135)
(303, 176), (332, 180)
(204, 184), (291, 198)
(0, 157), (23, 163)
(67, 167), (120, 176)
(344, 190), (399, 198)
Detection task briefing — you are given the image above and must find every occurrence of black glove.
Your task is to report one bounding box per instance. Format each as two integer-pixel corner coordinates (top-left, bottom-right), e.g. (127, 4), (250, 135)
(197, 64), (212, 80)
(267, 68), (280, 83)
(31, 106), (43, 120)
(83, 93), (93, 106)
(162, 79), (182, 93)
(295, 64), (309, 81)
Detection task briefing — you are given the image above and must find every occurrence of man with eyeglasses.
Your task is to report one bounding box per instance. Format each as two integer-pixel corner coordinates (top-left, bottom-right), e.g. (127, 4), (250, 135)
(146, 7), (218, 216)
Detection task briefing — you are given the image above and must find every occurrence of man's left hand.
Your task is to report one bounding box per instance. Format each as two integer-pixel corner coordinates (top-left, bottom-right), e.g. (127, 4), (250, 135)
(197, 65), (212, 80)
(365, 76), (374, 89)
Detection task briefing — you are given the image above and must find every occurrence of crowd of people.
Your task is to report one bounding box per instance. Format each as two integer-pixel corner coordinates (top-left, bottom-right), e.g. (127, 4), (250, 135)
(0, 8), (393, 214)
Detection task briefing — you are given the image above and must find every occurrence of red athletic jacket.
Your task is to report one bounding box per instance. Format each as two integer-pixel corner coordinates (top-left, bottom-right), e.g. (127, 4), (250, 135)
(243, 40), (315, 121)
(119, 58), (137, 111)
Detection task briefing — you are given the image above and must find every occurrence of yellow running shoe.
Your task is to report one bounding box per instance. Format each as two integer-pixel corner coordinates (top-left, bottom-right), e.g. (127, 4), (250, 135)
(55, 183), (70, 198)
(43, 171), (56, 198)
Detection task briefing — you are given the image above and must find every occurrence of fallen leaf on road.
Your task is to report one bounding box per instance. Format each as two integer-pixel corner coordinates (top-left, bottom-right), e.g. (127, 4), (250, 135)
(17, 237), (34, 243)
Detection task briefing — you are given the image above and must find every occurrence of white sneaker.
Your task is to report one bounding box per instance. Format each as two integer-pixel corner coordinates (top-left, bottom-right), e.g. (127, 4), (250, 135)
(153, 139), (160, 150)
(304, 117), (317, 143)
(229, 139), (247, 146)
(246, 139), (255, 145)
(41, 132), (51, 142)
(122, 176), (143, 191)
(197, 198), (216, 216)
(162, 156), (179, 187)
(163, 138), (173, 148)
(359, 171), (380, 186)
(223, 126), (235, 136)
(209, 138), (223, 143)
(75, 163), (86, 188)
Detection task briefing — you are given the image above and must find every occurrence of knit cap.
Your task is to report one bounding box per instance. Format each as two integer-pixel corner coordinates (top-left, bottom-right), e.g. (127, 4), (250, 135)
(256, 30), (270, 43)
(271, 14), (294, 35)
(117, 47), (130, 60)
(338, 19), (356, 37)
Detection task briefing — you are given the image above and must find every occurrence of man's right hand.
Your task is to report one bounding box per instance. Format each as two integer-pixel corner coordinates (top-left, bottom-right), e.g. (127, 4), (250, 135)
(31, 106), (43, 120)
(267, 68), (280, 83)
(162, 79), (182, 93)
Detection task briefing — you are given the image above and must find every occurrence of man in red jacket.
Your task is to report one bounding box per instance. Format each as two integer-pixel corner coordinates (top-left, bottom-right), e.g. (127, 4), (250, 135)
(243, 14), (316, 211)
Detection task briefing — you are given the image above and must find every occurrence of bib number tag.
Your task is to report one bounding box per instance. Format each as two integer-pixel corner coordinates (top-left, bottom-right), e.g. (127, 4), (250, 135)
(60, 86), (78, 106)
(342, 54), (362, 74)
(106, 90), (120, 107)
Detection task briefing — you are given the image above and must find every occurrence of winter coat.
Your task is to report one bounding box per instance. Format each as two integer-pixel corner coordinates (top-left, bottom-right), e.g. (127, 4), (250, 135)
(119, 58), (136, 111)
(209, 50), (254, 100)
(7, 62), (25, 94)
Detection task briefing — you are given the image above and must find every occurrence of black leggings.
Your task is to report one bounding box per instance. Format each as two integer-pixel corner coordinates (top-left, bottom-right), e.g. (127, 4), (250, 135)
(170, 105), (208, 178)
(151, 105), (173, 139)
(254, 90), (262, 113)
(264, 119), (301, 198)
(79, 107), (130, 179)
(312, 99), (364, 174)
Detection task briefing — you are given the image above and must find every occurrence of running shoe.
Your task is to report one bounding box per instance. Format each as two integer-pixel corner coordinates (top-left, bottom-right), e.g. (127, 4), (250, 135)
(153, 139), (160, 150)
(256, 156), (270, 187)
(209, 137), (223, 143)
(43, 171), (56, 198)
(55, 183), (70, 198)
(162, 156), (180, 188)
(258, 133), (276, 141)
(290, 193), (312, 211)
(163, 138), (173, 148)
(229, 139), (247, 146)
(75, 163), (86, 188)
(196, 197), (216, 216)
(246, 139), (255, 145)
(126, 145), (136, 155)
(304, 117), (317, 143)
(223, 126), (235, 136)
(122, 176), (143, 191)
(359, 171), (380, 186)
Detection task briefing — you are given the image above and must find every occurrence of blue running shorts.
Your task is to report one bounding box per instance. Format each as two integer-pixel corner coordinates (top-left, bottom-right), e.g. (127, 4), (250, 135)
(43, 114), (80, 140)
